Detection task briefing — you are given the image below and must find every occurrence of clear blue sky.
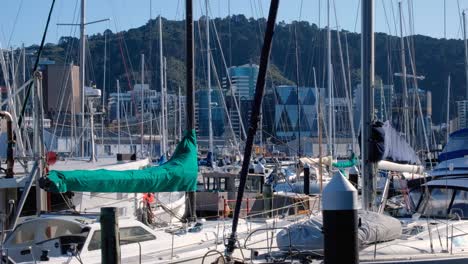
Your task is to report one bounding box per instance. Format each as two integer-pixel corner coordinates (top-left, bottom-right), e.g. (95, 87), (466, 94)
(1, 0), (466, 48)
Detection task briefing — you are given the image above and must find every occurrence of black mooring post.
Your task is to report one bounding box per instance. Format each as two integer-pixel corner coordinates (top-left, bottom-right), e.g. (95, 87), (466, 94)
(322, 172), (358, 264)
(303, 163), (310, 195)
(225, 0), (280, 258)
(184, 0), (197, 223)
(101, 207), (121, 264)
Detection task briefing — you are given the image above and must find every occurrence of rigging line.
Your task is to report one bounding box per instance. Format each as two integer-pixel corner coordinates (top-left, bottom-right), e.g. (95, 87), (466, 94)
(210, 49), (242, 155)
(353, 0), (361, 32)
(85, 36), (97, 87)
(117, 33), (133, 90)
(6, 0), (24, 48)
(404, 19), (433, 170)
(120, 90), (135, 149)
(210, 17), (247, 139)
(17, 0), (57, 129)
(390, 0), (399, 38)
(457, 0), (463, 39)
(47, 63), (73, 148)
(381, 0), (393, 36)
(249, 0), (265, 52)
(332, 0), (356, 148)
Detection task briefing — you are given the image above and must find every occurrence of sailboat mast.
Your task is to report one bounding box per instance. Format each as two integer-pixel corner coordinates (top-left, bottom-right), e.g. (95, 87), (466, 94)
(446, 74), (451, 143)
(102, 31), (107, 153)
(163, 57), (168, 152)
(463, 11), (468, 100)
(80, 0), (86, 157)
(361, 0), (375, 211)
(22, 43), (26, 84)
(399, 2), (409, 143)
(117, 80), (121, 154)
(294, 26), (301, 158)
(159, 16), (167, 156)
(141, 54), (145, 156)
(327, 0), (333, 159)
(225, 0), (279, 257)
(206, 0), (214, 157)
(184, 0), (196, 223)
(178, 86), (182, 140)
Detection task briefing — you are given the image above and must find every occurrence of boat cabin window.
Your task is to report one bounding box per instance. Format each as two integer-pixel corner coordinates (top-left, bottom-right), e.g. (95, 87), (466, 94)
(204, 177), (227, 191)
(88, 226), (156, 251)
(7, 220), (84, 246)
(245, 176), (264, 192)
(450, 190), (468, 218)
(418, 188), (454, 218)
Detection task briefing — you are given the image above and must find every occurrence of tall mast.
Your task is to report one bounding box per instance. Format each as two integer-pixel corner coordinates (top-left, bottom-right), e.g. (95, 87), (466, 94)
(361, 0), (375, 210)
(327, 0), (333, 160)
(178, 86), (182, 140)
(399, 2), (409, 143)
(117, 80), (121, 154)
(80, 0), (86, 157)
(446, 74), (451, 143)
(206, 0), (214, 158)
(463, 11), (468, 100)
(102, 31), (107, 150)
(294, 26), (301, 158)
(22, 43), (26, 84)
(163, 57), (168, 152)
(225, 0), (279, 257)
(159, 16), (167, 155)
(141, 54), (145, 156)
(184, 0), (196, 223)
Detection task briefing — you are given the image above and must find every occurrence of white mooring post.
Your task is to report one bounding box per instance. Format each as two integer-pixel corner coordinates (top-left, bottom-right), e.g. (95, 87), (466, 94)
(322, 171), (358, 264)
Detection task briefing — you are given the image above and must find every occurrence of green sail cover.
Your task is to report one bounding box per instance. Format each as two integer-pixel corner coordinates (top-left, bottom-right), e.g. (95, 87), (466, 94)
(332, 154), (359, 168)
(45, 129), (198, 193)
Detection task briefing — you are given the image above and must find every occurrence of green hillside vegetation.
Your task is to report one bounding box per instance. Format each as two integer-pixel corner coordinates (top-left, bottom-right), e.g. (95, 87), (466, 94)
(35, 15), (464, 123)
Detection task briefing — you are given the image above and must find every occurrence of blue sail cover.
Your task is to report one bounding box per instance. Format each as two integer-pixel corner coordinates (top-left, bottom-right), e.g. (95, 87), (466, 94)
(438, 128), (468, 162)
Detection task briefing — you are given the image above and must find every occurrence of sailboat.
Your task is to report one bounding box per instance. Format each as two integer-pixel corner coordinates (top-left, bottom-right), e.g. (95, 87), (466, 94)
(226, 0), (468, 263)
(0, 1), (315, 264)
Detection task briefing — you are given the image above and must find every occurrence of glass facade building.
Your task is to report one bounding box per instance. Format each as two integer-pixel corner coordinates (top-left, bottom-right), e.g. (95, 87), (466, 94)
(274, 85), (324, 140)
(195, 89), (225, 137)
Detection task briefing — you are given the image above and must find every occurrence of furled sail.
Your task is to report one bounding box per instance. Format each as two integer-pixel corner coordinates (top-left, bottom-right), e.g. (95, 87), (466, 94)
(382, 121), (421, 165)
(41, 129), (198, 193)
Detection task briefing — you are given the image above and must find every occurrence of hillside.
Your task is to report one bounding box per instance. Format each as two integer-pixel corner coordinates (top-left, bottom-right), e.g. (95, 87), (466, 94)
(36, 15), (465, 123)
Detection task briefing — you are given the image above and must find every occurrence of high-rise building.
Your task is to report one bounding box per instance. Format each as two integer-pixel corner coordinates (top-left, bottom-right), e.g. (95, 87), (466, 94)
(457, 100), (468, 129)
(274, 85), (324, 140)
(228, 64), (259, 100)
(222, 64), (259, 139)
(195, 89), (225, 137)
(43, 64), (80, 115)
